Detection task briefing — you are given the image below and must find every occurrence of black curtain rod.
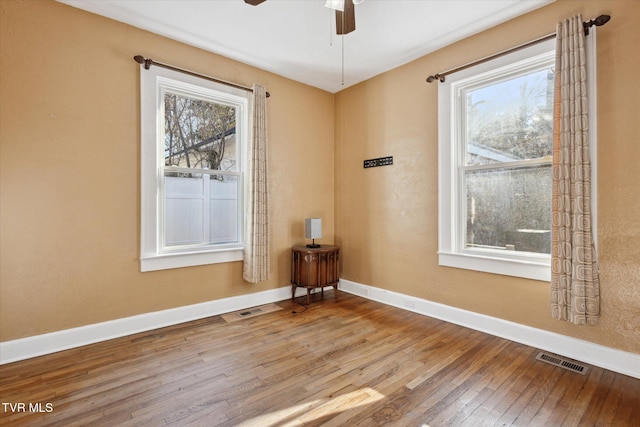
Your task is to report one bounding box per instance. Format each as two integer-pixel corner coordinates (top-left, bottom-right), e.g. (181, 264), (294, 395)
(426, 14), (611, 84)
(134, 55), (270, 98)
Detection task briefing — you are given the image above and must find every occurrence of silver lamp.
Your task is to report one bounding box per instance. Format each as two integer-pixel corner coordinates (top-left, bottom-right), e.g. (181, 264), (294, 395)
(305, 218), (322, 248)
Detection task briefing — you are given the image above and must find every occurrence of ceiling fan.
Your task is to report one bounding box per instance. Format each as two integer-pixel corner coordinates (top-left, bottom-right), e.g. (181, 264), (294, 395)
(244, 0), (363, 35)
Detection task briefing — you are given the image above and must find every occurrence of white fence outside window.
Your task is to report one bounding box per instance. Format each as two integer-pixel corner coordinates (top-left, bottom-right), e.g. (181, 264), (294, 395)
(164, 174), (239, 248)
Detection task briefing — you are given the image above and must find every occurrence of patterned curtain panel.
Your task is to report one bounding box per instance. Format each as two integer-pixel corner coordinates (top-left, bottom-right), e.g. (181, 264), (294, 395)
(243, 84), (270, 283)
(551, 15), (600, 325)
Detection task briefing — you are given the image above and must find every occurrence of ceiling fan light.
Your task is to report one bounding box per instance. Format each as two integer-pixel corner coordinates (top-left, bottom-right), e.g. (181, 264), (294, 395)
(325, 0), (344, 12)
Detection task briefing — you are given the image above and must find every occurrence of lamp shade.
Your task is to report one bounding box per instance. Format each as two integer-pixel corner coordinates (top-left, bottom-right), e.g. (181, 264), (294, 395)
(325, 0), (344, 11)
(305, 218), (322, 240)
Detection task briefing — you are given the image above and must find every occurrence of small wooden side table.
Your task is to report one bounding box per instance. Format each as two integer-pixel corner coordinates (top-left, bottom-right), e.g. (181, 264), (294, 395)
(291, 245), (340, 305)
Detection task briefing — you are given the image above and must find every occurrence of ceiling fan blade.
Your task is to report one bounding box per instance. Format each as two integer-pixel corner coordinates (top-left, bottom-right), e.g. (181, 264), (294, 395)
(335, 0), (355, 35)
(244, 0), (266, 5)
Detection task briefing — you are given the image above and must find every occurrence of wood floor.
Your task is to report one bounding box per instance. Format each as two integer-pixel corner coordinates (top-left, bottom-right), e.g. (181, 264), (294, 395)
(1, 291), (638, 426)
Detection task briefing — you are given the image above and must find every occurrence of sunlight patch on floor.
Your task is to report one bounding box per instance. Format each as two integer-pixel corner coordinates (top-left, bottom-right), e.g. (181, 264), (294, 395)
(235, 400), (319, 427)
(237, 387), (386, 426)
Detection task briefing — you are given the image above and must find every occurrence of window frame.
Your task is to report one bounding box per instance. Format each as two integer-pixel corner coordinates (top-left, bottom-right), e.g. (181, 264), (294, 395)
(140, 66), (248, 272)
(438, 37), (597, 282)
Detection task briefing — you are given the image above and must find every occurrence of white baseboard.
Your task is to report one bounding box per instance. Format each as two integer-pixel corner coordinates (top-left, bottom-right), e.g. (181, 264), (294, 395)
(0, 285), (304, 365)
(4, 281), (638, 380)
(339, 278), (640, 379)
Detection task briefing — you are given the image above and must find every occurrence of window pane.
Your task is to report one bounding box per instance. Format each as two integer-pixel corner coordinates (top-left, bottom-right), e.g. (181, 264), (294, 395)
(164, 92), (237, 171)
(164, 174), (204, 247)
(465, 165), (551, 254)
(209, 175), (239, 244)
(465, 68), (554, 166)
(163, 172), (240, 249)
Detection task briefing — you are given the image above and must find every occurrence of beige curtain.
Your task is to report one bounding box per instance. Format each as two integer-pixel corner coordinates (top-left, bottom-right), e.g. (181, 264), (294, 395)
(551, 15), (600, 325)
(243, 84), (270, 283)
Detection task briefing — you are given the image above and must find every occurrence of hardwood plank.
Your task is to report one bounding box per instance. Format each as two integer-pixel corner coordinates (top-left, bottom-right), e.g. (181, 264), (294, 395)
(579, 368), (616, 424)
(609, 371), (640, 425)
(464, 345), (546, 424)
(1, 291), (638, 426)
(415, 338), (515, 426)
(524, 367), (574, 425)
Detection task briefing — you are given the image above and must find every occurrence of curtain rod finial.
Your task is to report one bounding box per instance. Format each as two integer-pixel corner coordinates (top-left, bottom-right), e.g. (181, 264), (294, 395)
(134, 55), (152, 70)
(594, 14), (611, 26)
(584, 14), (611, 35)
(426, 74), (445, 83)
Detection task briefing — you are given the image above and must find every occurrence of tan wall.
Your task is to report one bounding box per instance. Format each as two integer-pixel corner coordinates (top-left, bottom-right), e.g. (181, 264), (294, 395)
(2, 0), (638, 356)
(335, 0), (640, 354)
(0, 0), (334, 341)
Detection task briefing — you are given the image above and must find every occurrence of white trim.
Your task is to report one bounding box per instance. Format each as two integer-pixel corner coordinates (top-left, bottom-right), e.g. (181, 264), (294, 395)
(140, 247), (244, 272)
(139, 65), (248, 272)
(439, 251), (550, 282)
(339, 278), (640, 379)
(5, 279), (635, 380)
(438, 39), (556, 281)
(0, 285), (311, 365)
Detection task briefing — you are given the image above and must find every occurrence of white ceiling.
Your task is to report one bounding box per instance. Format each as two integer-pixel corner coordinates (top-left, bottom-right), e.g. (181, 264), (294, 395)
(59, 0), (554, 93)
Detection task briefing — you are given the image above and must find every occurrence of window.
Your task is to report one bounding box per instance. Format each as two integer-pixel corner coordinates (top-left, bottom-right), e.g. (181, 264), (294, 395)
(439, 40), (555, 280)
(438, 37), (596, 281)
(140, 66), (248, 272)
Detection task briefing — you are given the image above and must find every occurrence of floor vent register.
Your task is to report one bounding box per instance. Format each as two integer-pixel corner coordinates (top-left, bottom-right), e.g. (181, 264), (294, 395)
(536, 351), (589, 375)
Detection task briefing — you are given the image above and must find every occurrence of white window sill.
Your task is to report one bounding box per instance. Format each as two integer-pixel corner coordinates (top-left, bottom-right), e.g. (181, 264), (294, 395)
(438, 251), (550, 282)
(141, 247), (243, 272)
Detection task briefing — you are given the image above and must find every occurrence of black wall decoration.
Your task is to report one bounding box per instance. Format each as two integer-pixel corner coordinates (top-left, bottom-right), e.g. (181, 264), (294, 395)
(363, 156), (393, 169)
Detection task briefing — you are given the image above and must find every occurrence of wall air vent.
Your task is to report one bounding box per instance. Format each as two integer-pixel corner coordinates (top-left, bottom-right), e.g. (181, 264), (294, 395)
(238, 308), (263, 317)
(221, 303), (283, 323)
(536, 351), (589, 375)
